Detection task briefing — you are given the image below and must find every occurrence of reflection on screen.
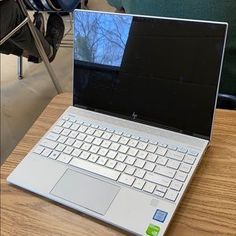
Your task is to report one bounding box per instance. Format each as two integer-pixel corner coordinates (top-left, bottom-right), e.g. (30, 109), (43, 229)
(73, 11), (226, 139)
(74, 12), (132, 67)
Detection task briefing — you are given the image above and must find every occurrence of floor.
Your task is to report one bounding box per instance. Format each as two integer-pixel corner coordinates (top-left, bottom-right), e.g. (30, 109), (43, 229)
(0, 0), (115, 164)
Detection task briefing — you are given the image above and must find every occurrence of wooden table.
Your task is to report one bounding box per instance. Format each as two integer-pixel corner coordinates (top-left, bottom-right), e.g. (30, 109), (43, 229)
(1, 93), (236, 236)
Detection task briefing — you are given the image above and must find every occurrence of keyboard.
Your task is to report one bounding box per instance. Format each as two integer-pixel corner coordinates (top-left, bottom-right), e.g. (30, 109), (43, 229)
(33, 114), (199, 203)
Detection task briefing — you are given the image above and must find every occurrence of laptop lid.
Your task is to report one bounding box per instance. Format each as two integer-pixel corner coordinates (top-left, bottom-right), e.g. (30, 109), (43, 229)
(73, 10), (227, 140)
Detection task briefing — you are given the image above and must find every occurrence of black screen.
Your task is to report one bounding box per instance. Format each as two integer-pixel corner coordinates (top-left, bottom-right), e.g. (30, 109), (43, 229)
(73, 11), (227, 139)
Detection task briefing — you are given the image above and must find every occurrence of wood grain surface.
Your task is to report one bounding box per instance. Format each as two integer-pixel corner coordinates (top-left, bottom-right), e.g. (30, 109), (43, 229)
(1, 93), (236, 236)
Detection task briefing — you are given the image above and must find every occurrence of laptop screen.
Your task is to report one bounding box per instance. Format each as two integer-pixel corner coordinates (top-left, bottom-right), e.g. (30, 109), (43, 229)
(73, 11), (227, 139)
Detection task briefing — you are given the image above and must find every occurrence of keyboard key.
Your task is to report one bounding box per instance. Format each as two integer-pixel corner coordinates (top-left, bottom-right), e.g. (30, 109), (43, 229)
(52, 126), (63, 134)
(140, 138), (149, 143)
(146, 144), (157, 153)
(184, 155), (196, 165)
(90, 145), (100, 154)
(57, 136), (67, 144)
(93, 137), (103, 146)
(70, 158), (120, 181)
(70, 123), (80, 131)
(61, 129), (71, 136)
(133, 179), (145, 190)
(144, 162), (155, 172)
(110, 134), (120, 142)
(134, 169), (146, 179)
(115, 162), (126, 172)
(137, 142), (148, 150)
(165, 189), (179, 202)
(73, 140), (83, 149)
(71, 149), (82, 157)
(65, 138), (75, 146)
(155, 165), (176, 178)
(154, 191), (165, 198)
(128, 139), (138, 147)
(46, 132), (59, 141)
(84, 135), (94, 143)
(83, 122), (91, 127)
(81, 143), (91, 151)
(115, 153), (126, 162)
(107, 128), (114, 133)
(177, 147), (188, 154)
(63, 121), (72, 129)
(68, 131), (78, 138)
(134, 159), (145, 168)
(127, 148), (138, 157)
(63, 146), (74, 154)
(158, 143), (168, 148)
(56, 119), (65, 126)
(119, 137), (129, 145)
(168, 144), (177, 151)
(106, 160), (117, 169)
(170, 180), (183, 191)
(88, 154), (99, 163)
(124, 166), (136, 175)
(137, 150), (148, 159)
(102, 132), (112, 140)
(98, 148), (109, 156)
(94, 130), (104, 137)
(118, 174), (135, 186)
(40, 139), (57, 149)
(156, 156), (168, 166)
(124, 156), (136, 165)
(123, 133), (131, 138)
(110, 143), (120, 151)
(55, 143), (65, 152)
(86, 127), (95, 135)
(49, 151), (60, 160)
(119, 145), (129, 154)
(146, 153), (158, 162)
(179, 163), (192, 173)
(78, 125), (87, 132)
(57, 153), (72, 164)
(156, 185), (167, 193)
(187, 149), (199, 157)
(143, 182), (156, 193)
(156, 147), (167, 156)
(101, 140), (111, 148)
(76, 133), (86, 141)
(97, 156), (108, 165)
(79, 151), (90, 160)
(166, 150), (184, 161)
(166, 159), (180, 170)
(33, 146), (44, 154)
(106, 150), (117, 159)
(144, 172), (171, 187)
(175, 171), (187, 182)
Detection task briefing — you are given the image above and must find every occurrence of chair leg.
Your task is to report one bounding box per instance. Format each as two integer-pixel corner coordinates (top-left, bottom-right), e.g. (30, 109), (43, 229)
(18, 56), (23, 80)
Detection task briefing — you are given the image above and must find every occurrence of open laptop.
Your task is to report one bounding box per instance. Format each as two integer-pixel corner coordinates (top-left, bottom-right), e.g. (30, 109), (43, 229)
(8, 10), (227, 236)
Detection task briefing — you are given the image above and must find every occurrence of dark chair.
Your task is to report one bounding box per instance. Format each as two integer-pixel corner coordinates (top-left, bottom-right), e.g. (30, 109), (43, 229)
(217, 94), (236, 110)
(24, 0), (81, 11)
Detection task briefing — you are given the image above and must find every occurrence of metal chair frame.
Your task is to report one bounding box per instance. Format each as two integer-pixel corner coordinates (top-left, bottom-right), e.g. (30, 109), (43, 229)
(0, 0), (62, 93)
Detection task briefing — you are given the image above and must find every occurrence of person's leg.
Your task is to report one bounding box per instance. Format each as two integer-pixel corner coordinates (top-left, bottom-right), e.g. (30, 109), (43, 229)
(0, 41), (23, 57)
(0, 0), (52, 58)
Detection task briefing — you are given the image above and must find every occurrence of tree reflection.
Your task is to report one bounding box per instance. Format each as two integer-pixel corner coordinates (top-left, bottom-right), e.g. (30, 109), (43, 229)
(74, 12), (132, 67)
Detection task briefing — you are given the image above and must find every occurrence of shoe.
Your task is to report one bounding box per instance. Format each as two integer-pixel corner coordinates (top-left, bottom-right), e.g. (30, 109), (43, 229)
(45, 13), (65, 62)
(33, 12), (45, 36)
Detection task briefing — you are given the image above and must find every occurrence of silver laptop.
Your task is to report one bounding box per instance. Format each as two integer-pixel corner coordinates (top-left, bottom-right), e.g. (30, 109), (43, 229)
(8, 10), (227, 236)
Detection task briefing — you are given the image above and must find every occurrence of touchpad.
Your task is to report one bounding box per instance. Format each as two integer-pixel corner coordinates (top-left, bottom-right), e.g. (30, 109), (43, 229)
(50, 169), (120, 215)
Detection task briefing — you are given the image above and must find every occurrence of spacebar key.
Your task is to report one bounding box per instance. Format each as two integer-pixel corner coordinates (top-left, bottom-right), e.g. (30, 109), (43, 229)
(69, 158), (120, 181)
